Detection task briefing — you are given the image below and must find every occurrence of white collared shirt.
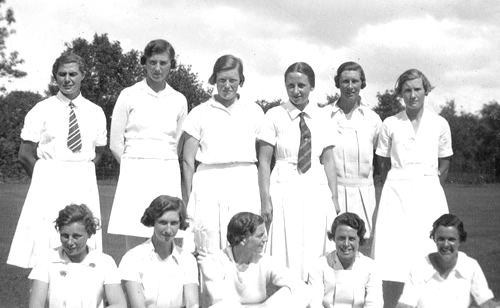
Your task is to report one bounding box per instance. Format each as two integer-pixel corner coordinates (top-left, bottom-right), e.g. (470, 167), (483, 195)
(21, 92), (107, 162)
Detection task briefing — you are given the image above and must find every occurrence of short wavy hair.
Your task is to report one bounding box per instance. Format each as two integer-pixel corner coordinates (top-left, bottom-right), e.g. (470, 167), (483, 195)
(327, 212), (367, 246)
(141, 195), (189, 230)
(394, 68), (434, 96)
(54, 204), (100, 237)
(208, 54), (245, 86)
(284, 62), (315, 88)
(227, 212), (265, 247)
(429, 213), (467, 242)
(52, 52), (86, 80)
(334, 61), (366, 89)
(140, 39), (177, 69)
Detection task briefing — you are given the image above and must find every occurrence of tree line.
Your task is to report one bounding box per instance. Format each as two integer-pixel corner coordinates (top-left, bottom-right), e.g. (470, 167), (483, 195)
(1, 33), (499, 183)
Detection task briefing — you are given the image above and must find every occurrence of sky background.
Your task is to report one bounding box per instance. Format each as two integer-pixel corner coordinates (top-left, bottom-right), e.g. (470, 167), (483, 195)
(5, 0), (500, 113)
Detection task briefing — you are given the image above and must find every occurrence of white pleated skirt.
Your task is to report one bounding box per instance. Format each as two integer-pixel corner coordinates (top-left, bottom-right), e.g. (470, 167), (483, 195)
(7, 160), (102, 268)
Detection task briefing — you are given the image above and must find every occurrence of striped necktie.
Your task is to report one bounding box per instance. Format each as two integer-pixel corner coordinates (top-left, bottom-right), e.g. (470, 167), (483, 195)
(67, 102), (82, 152)
(297, 112), (311, 173)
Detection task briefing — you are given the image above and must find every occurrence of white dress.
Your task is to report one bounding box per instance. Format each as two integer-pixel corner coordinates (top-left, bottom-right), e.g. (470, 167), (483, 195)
(108, 80), (187, 238)
(372, 109), (453, 282)
(8, 92), (107, 268)
(258, 101), (337, 281)
(329, 102), (382, 237)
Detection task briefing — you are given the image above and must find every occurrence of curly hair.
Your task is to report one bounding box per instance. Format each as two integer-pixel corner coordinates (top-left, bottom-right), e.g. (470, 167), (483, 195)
(52, 52), (86, 80)
(227, 212), (265, 247)
(327, 212), (367, 246)
(429, 213), (467, 242)
(140, 195), (189, 230)
(54, 204), (100, 237)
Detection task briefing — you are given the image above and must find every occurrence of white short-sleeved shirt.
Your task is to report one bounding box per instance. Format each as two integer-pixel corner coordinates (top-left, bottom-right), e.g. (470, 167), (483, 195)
(119, 239), (198, 308)
(110, 80), (188, 160)
(258, 100), (337, 164)
(181, 96), (264, 164)
(29, 246), (120, 308)
(21, 92), (107, 162)
(376, 110), (453, 177)
(399, 252), (495, 308)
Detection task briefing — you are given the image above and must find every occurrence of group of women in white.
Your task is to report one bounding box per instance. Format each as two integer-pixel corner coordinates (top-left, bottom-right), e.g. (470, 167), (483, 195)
(9, 38), (498, 307)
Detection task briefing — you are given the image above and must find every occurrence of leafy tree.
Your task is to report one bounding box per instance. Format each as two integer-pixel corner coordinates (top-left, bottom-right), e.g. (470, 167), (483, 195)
(478, 101), (500, 179)
(0, 91), (42, 180)
(372, 90), (404, 121)
(0, 0), (26, 92)
(255, 98), (283, 113)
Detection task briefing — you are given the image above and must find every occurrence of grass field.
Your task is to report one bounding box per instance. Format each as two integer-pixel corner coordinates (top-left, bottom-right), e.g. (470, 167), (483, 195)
(1, 182), (499, 307)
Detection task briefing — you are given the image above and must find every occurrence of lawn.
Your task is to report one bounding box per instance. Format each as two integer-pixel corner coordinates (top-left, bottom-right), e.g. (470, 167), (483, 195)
(1, 182), (499, 307)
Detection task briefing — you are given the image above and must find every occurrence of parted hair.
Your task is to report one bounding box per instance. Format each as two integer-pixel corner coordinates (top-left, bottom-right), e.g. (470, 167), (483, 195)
(52, 52), (86, 79)
(54, 204), (100, 237)
(208, 54), (245, 86)
(227, 212), (265, 247)
(140, 39), (177, 69)
(327, 212), (367, 246)
(430, 213), (467, 242)
(394, 68), (434, 96)
(334, 61), (366, 89)
(141, 195), (189, 230)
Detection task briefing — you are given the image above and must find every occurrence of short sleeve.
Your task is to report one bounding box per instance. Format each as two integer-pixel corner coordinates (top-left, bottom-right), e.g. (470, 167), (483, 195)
(28, 253), (51, 283)
(20, 104), (44, 143)
(257, 111), (278, 146)
(372, 114), (383, 149)
(182, 106), (203, 141)
(438, 117), (453, 158)
(100, 253), (121, 285)
(470, 259), (495, 305)
(119, 250), (142, 282)
(181, 251), (199, 285)
(94, 106), (107, 147)
(376, 119), (392, 158)
(109, 91), (130, 159)
(363, 258), (383, 308)
(175, 96), (189, 142)
(307, 257), (327, 308)
(398, 270), (420, 307)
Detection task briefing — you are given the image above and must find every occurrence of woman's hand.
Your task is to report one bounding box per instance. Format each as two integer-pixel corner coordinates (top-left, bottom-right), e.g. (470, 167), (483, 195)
(261, 198), (273, 231)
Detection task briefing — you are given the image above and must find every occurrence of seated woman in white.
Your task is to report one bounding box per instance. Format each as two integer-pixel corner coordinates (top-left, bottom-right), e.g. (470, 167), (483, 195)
(397, 214), (499, 308)
(308, 212), (383, 308)
(29, 204), (126, 308)
(119, 195), (199, 308)
(199, 212), (310, 308)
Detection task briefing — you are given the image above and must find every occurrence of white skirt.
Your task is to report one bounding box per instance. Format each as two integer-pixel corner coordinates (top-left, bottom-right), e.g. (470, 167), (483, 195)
(371, 173), (448, 282)
(266, 161), (336, 281)
(107, 158), (182, 238)
(7, 160), (102, 268)
(188, 163), (260, 252)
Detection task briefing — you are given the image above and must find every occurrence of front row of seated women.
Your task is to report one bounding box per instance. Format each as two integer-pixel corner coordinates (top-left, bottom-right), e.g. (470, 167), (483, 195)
(29, 197), (497, 308)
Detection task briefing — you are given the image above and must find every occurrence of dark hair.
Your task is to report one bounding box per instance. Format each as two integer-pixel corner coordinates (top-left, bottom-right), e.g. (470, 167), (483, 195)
(430, 213), (467, 242)
(54, 204), (100, 237)
(140, 39), (177, 69)
(208, 54), (245, 86)
(284, 62), (315, 88)
(52, 52), (86, 79)
(394, 69), (434, 96)
(141, 195), (188, 230)
(327, 212), (367, 246)
(227, 212), (265, 246)
(334, 61), (366, 89)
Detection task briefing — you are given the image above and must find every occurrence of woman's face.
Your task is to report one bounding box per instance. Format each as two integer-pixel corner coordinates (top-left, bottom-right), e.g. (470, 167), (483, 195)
(145, 52), (172, 85)
(216, 67), (241, 103)
(334, 224), (360, 264)
(245, 223), (268, 253)
(285, 72), (313, 110)
(434, 226), (461, 264)
(153, 210), (180, 244)
(401, 78), (426, 112)
(60, 221), (89, 262)
(339, 70), (362, 101)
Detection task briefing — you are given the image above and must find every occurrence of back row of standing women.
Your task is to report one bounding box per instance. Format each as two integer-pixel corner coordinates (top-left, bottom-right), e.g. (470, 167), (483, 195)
(8, 38), (453, 306)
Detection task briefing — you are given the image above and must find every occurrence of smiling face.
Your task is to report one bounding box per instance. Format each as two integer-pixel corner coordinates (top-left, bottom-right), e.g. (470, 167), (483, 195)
(215, 67), (241, 105)
(153, 210), (180, 245)
(56, 63), (84, 100)
(339, 70), (362, 102)
(59, 221), (89, 263)
(334, 224), (360, 267)
(434, 226), (461, 265)
(245, 223), (268, 253)
(285, 71), (314, 110)
(401, 78), (426, 112)
(145, 52), (171, 88)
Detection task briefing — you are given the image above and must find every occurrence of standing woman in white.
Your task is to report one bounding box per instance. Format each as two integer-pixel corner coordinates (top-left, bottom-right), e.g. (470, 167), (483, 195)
(372, 69), (453, 307)
(182, 55), (264, 253)
(328, 62), (382, 238)
(8, 53), (107, 269)
(258, 62), (340, 281)
(108, 39), (188, 251)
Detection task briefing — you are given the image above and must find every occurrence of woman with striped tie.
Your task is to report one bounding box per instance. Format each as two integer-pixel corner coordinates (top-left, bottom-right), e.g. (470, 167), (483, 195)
(257, 62), (340, 281)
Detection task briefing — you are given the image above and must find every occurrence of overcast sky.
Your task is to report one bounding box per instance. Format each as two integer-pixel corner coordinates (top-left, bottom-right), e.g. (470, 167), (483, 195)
(5, 0), (500, 113)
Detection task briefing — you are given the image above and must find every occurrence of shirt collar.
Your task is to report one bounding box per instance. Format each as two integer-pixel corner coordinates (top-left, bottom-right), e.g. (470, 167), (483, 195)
(284, 100), (316, 120)
(147, 238), (181, 264)
(52, 246), (97, 268)
(328, 250), (360, 270)
(208, 95), (241, 111)
(57, 91), (82, 107)
(424, 252), (472, 282)
(332, 98), (366, 116)
(140, 79), (177, 97)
